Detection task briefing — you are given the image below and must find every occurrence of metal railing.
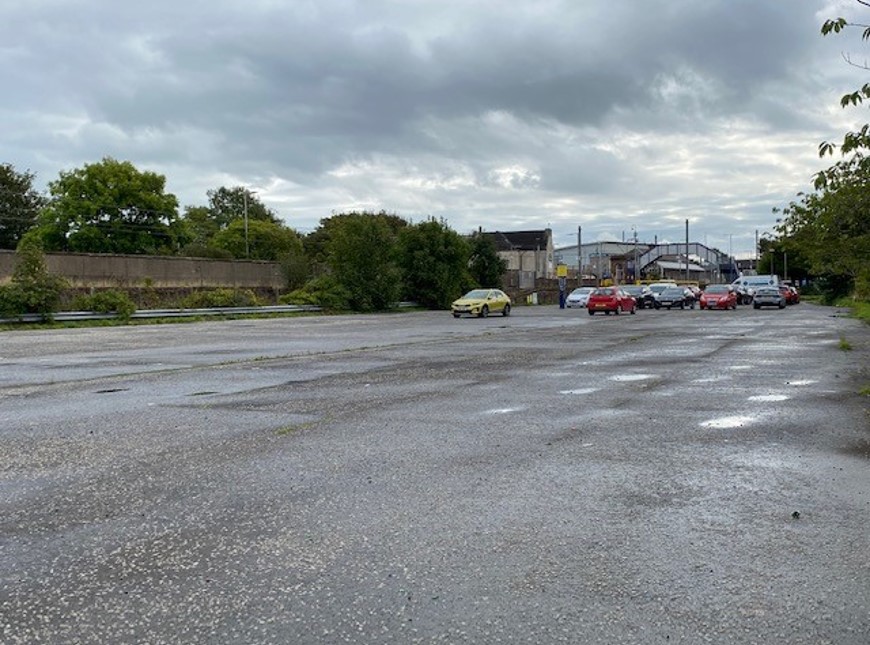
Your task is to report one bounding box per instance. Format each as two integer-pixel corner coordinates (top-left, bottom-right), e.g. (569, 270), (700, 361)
(0, 302), (419, 324)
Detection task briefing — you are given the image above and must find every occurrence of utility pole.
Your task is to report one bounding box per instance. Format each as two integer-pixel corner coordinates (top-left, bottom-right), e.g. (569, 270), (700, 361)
(685, 219), (689, 282)
(632, 226), (638, 284)
(755, 229), (759, 271)
(577, 226), (582, 285)
(243, 192), (250, 259)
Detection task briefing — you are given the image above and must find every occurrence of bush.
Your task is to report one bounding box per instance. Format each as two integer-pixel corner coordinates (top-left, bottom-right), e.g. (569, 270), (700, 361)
(278, 276), (350, 310)
(6, 237), (67, 319)
(0, 284), (27, 317)
(180, 288), (261, 308)
(72, 289), (137, 321)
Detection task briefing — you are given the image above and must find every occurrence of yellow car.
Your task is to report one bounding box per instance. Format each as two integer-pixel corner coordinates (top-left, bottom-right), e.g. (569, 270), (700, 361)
(451, 288), (512, 318)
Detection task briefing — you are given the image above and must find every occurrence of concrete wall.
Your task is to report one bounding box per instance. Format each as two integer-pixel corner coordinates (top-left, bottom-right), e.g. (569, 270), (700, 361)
(0, 250), (284, 289)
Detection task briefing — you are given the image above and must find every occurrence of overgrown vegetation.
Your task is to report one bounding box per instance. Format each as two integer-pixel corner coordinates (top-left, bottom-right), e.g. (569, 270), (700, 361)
(771, 6), (870, 304)
(71, 289), (137, 321)
(179, 288), (262, 308)
(279, 275), (350, 310)
(0, 237), (67, 319)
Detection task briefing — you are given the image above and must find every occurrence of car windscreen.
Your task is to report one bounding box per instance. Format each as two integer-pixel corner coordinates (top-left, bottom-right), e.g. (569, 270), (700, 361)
(462, 290), (489, 299)
(705, 286), (729, 293)
(661, 288), (684, 295)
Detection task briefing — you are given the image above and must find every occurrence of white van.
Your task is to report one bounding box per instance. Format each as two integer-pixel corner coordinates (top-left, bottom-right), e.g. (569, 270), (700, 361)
(731, 275), (779, 304)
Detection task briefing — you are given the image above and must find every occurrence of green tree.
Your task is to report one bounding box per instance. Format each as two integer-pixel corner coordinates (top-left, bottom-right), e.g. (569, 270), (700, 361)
(0, 164), (45, 250)
(326, 212), (404, 311)
(305, 210), (407, 276)
(776, 6), (870, 299)
(35, 157), (180, 254)
(468, 231), (508, 288)
(206, 186), (279, 229)
(210, 218), (304, 261)
(398, 218), (470, 309)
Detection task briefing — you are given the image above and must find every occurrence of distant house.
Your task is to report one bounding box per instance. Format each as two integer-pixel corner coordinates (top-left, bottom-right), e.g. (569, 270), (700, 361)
(480, 229), (554, 288)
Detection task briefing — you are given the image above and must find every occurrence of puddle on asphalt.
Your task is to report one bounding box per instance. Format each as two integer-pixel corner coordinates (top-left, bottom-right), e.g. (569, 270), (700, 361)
(701, 415), (756, 429)
(841, 440), (870, 460)
(609, 374), (656, 382)
(486, 408), (521, 415)
(692, 376), (730, 384)
(559, 388), (598, 395)
(748, 394), (790, 402)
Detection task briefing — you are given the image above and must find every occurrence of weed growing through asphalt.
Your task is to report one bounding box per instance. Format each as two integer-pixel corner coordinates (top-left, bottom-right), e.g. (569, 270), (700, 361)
(839, 337), (853, 351)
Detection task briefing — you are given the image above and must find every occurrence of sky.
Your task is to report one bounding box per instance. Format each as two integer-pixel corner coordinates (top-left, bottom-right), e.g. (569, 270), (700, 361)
(2, 0), (867, 258)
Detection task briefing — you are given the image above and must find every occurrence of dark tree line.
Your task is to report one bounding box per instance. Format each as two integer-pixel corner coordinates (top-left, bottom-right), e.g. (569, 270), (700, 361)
(0, 157), (506, 312)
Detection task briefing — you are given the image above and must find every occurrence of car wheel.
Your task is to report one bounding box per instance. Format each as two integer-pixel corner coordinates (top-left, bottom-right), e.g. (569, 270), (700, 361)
(615, 305), (621, 315)
(679, 303), (684, 309)
(452, 313), (460, 318)
(654, 303), (661, 309)
(690, 302), (695, 309)
(502, 304), (511, 317)
(753, 303), (760, 309)
(630, 305), (636, 315)
(779, 303), (785, 309)
(588, 309), (595, 316)
(479, 305), (489, 318)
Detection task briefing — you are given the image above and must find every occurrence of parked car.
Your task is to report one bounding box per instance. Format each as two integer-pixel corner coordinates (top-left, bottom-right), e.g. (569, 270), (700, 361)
(621, 285), (656, 309)
(647, 282), (678, 298)
(685, 285), (703, 305)
(566, 286), (595, 308)
(451, 288), (512, 318)
(752, 286), (786, 309)
(779, 285), (800, 305)
(788, 286), (801, 304)
(654, 286), (695, 309)
(732, 274), (780, 304)
(587, 287), (637, 315)
(700, 284), (737, 310)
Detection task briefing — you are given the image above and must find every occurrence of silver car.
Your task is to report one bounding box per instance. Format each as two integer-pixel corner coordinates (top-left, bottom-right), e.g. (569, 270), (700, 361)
(752, 286), (786, 309)
(566, 287), (595, 308)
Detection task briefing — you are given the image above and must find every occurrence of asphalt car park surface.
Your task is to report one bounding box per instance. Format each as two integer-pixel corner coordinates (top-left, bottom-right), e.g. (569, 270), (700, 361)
(1, 304), (868, 644)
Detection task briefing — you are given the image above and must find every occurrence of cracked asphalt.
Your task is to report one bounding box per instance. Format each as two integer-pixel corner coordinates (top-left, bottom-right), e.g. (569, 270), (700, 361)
(1, 303), (868, 644)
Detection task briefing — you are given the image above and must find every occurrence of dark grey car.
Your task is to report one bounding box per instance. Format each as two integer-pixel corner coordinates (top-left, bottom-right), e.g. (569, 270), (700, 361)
(654, 287), (694, 309)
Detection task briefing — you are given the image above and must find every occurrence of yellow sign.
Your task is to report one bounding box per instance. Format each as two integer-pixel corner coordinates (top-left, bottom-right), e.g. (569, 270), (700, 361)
(556, 263), (568, 277)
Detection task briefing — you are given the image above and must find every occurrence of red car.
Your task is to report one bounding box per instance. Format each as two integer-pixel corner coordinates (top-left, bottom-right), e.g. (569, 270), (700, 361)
(779, 285), (800, 305)
(700, 284), (737, 310)
(587, 287), (637, 315)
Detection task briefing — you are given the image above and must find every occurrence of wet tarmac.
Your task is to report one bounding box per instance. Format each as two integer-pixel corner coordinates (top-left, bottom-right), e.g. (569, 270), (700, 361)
(1, 303), (868, 643)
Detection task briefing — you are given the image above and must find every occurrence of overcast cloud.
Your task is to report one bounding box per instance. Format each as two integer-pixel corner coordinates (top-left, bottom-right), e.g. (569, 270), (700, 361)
(2, 0), (865, 256)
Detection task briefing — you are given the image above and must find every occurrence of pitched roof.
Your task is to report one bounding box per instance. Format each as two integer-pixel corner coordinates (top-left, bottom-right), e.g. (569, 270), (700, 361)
(482, 230), (550, 251)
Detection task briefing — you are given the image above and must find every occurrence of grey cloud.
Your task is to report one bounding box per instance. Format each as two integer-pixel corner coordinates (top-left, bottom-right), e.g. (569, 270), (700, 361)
(0, 0), (856, 257)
